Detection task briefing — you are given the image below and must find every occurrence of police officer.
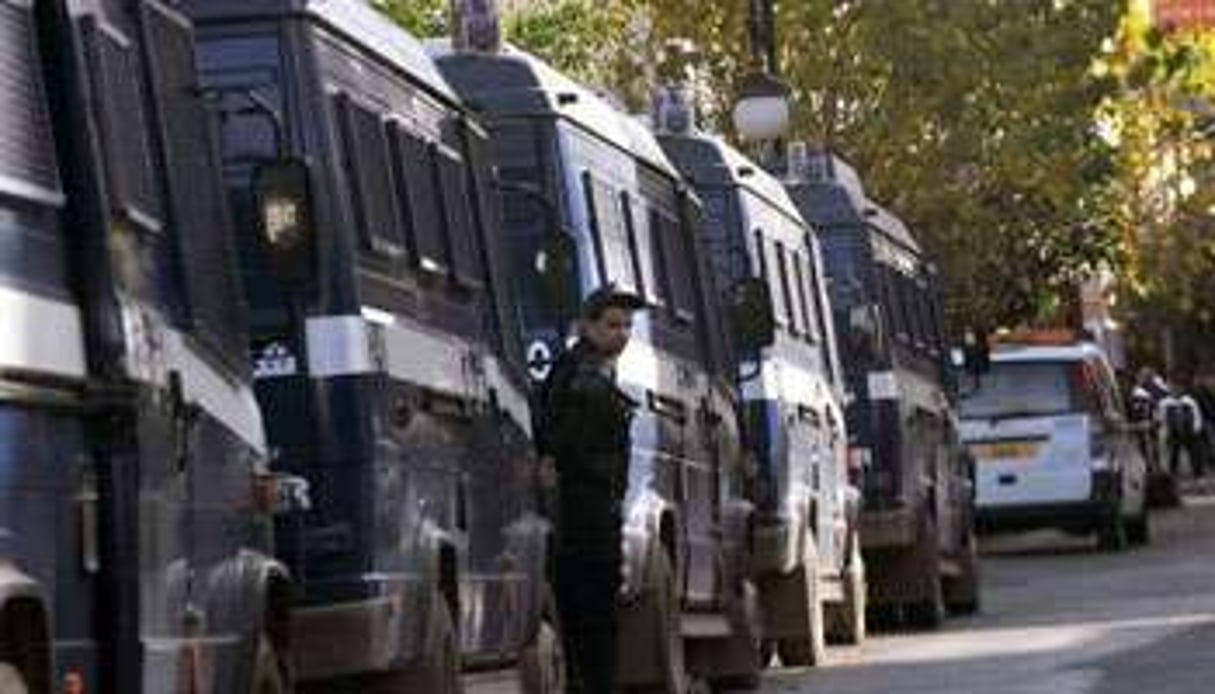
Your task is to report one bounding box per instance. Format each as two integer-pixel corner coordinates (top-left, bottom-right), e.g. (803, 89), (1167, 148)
(535, 285), (644, 694)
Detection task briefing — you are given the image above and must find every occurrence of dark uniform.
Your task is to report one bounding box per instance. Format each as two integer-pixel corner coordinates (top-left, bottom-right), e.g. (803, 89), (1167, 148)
(535, 339), (635, 694)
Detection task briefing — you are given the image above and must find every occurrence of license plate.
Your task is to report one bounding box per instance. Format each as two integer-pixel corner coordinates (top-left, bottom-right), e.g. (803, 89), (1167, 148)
(970, 440), (1041, 460)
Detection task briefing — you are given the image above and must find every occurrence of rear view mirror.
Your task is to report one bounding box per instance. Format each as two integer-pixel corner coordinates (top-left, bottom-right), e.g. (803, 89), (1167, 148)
(848, 303), (883, 358)
(727, 277), (776, 353)
(253, 158), (316, 286)
(537, 231), (579, 325)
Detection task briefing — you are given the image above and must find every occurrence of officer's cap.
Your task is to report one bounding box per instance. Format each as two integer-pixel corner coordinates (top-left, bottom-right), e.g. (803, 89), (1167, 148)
(581, 284), (646, 320)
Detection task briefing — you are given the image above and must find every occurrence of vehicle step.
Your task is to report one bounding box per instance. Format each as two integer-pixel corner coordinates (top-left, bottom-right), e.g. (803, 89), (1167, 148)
(940, 558), (962, 578)
(681, 613), (734, 639)
(463, 668), (521, 694)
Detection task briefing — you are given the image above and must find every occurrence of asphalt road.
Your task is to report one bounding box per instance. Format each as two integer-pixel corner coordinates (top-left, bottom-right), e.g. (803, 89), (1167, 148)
(758, 486), (1215, 694)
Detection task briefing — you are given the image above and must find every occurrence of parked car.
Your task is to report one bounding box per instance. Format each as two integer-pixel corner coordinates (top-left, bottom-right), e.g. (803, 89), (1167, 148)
(959, 332), (1150, 550)
(1, 0), (289, 690)
(658, 120), (865, 667)
(435, 36), (764, 690)
(185, 1), (552, 690)
(786, 147), (980, 627)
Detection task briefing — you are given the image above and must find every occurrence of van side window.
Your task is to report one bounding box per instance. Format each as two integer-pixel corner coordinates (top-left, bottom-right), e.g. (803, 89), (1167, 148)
(582, 172), (639, 293)
(388, 125), (447, 274)
(1, 2), (60, 200)
(879, 265), (906, 343)
(333, 93), (405, 258)
(775, 241), (800, 335)
(85, 20), (162, 232)
(434, 143), (483, 287)
(802, 248), (826, 344)
(620, 192), (651, 301)
(764, 236), (789, 331)
(791, 250), (814, 342)
(656, 209), (696, 323)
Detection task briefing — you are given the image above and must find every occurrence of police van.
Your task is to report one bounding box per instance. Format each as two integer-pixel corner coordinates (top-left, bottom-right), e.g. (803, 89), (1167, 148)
(435, 30), (764, 691)
(185, 1), (552, 690)
(786, 147), (979, 626)
(959, 333), (1149, 550)
(1, 1), (289, 691)
(657, 118), (864, 666)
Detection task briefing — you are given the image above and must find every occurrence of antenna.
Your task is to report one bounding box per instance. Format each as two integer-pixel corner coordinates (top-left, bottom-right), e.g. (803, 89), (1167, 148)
(451, 0), (501, 53)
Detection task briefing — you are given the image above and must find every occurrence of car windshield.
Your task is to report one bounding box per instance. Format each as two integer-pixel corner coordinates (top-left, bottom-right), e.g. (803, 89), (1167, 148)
(960, 360), (1092, 420)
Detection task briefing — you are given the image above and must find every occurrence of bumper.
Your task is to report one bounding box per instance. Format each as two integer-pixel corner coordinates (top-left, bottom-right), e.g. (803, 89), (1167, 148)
(977, 472), (1121, 534)
(976, 500), (1115, 534)
(859, 507), (917, 549)
(751, 520), (799, 576)
(291, 596), (409, 681)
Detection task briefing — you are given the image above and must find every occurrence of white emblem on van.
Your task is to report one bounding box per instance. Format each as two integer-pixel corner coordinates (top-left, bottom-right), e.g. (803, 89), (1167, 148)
(527, 340), (553, 381)
(254, 341), (298, 379)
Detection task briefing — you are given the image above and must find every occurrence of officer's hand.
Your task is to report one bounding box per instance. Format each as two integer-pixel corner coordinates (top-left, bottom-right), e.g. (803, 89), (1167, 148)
(538, 456), (558, 490)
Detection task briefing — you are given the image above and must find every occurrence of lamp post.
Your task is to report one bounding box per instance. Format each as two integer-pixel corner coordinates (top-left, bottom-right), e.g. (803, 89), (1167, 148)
(733, 0), (790, 164)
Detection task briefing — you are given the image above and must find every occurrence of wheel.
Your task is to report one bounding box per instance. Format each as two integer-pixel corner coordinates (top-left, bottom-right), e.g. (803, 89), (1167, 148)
(709, 579), (762, 690)
(903, 514), (944, 631)
(419, 598), (461, 694)
(775, 539), (826, 667)
(903, 580), (945, 630)
(1126, 507), (1151, 546)
(0, 663), (28, 694)
(249, 634), (286, 694)
(1097, 511), (1128, 551)
(944, 530), (981, 616)
(519, 588), (565, 694)
(826, 540), (866, 645)
(622, 551), (688, 693)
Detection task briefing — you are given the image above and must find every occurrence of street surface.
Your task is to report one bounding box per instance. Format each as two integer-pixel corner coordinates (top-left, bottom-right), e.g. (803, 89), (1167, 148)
(758, 483), (1215, 694)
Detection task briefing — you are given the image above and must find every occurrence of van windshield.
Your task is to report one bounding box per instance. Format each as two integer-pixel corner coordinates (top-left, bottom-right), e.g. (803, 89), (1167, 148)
(960, 360), (1096, 420)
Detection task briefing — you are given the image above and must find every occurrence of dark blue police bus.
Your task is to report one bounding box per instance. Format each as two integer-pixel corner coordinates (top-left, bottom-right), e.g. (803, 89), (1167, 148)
(658, 124), (866, 664)
(435, 36), (763, 691)
(184, 0), (553, 690)
(2, 0), (290, 691)
(785, 148), (979, 627)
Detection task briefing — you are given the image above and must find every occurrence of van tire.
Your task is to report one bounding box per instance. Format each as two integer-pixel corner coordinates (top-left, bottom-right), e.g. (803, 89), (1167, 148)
(775, 539), (826, 667)
(1126, 509), (1150, 546)
(945, 531), (981, 616)
(0, 663), (28, 694)
(826, 541), (866, 645)
(1097, 512), (1127, 551)
(250, 634), (286, 694)
(623, 551), (687, 693)
(519, 587), (565, 694)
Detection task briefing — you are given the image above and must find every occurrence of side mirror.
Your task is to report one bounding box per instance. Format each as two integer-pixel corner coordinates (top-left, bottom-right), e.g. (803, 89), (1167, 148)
(253, 158), (316, 286)
(536, 231), (578, 323)
(727, 277), (776, 353)
(848, 303), (883, 357)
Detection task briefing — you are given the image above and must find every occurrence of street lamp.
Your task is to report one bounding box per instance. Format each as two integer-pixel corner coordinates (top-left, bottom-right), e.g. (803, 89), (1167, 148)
(732, 0), (790, 146)
(732, 71), (790, 141)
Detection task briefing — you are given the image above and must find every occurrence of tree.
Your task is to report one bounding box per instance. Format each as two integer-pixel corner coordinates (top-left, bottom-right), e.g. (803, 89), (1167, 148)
(617, 1), (1127, 333)
(1098, 3), (1215, 374)
(375, 0), (636, 89)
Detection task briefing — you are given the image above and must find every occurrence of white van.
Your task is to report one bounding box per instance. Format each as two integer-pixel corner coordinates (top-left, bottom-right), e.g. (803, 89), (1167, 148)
(958, 338), (1148, 550)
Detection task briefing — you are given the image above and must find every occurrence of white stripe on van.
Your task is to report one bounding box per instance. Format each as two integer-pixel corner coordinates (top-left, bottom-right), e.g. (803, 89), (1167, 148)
(306, 312), (532, 435)
(0, 284), (87, 379)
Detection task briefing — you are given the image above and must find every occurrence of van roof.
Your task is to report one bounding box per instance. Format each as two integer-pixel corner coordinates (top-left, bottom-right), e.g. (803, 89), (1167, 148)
(659, 132), (809, 232)
(429, 42), (682, 179)
(184, 0), (460, 105)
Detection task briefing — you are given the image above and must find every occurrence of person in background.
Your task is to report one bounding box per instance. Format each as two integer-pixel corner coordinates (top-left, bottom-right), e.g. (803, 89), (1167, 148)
(1159, 380), (1207, 479)
(534, 285), (644, 694)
